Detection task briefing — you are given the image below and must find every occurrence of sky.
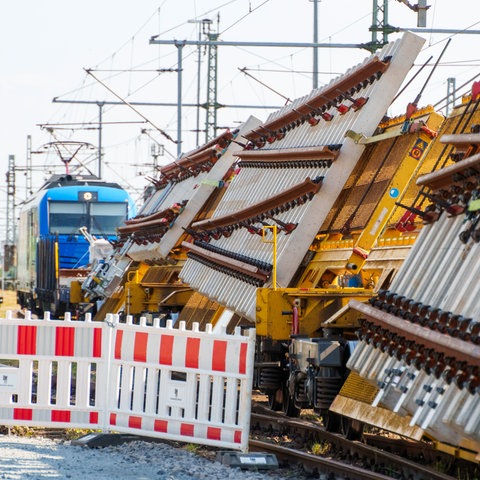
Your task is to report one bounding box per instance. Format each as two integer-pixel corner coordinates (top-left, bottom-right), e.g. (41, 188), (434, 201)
(1, 0), (480, 242)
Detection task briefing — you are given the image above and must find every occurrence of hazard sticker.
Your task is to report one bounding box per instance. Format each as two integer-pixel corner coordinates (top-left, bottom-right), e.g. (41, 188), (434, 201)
(409, 138), (428, 160)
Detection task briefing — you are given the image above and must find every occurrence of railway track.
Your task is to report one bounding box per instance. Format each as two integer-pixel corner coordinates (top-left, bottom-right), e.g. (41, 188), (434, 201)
(249, 438), (403, 480)
(3, 401), (475, 479)
(3, 419), (472, 479)
(250, 403), (467, 480)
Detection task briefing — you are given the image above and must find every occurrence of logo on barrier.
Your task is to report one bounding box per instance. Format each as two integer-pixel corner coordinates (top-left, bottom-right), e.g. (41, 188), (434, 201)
(0, 368), (18, 391)
(168, 384), (186, 406)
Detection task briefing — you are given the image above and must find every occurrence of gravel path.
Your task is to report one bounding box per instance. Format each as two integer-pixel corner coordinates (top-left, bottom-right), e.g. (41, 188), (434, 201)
(0, 434), (303, 480)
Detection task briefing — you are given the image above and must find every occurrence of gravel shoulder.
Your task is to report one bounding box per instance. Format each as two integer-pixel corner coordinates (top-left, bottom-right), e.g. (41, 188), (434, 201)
(0, 434), (298, 480)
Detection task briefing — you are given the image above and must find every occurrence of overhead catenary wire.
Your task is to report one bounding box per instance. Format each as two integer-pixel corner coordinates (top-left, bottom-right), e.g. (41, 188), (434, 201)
(238, 67), (291, 103)
(413, 38), (452, 106)
(10, 0), (480, 218)
(93, 7), (164, 68)
(419, 19), (480, 50)
(152, 0), (239, 38)
(51, 1), (477, 144)
(243, 66), (343, 75)
(218, 0), (270, 36)
(85, 68), (178, 144)
(433, 71), (480, 110)
(38, 121), (147, 127)
(392, 55), (433, 103)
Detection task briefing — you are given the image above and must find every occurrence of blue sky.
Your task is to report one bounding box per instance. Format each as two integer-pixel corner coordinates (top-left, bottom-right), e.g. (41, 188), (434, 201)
(1, 0), (479, 236)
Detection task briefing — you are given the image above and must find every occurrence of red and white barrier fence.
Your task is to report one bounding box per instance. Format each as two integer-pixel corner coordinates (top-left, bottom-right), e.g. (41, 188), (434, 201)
(0, 311), (255, 452)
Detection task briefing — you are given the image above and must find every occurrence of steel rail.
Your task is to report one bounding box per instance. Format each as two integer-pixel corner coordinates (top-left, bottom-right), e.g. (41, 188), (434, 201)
(250, 409), (458, 480)
(182, 242), (270, 283)
(249, 439), (396, 480)
(159, 149), (218, 176)
(417, 151), (480, 191)
(243, 55), (389, 140)
(191, 177), (322, 232)
(350, 300), (480, 366)
(233, 145), (340, 161)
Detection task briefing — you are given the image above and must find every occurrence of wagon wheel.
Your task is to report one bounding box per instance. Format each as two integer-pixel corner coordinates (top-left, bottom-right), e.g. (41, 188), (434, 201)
(267, 388), (283, 411)
(324, 411), (342, 433)
(282, 386), (300, 417)
(341, 417), (364, 441)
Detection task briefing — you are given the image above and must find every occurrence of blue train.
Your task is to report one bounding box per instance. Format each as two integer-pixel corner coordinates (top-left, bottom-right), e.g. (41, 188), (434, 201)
(16, 174), (136, 317)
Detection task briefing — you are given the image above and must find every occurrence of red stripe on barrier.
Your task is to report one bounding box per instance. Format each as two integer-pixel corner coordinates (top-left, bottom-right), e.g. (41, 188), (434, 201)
(114, 330), (123, 360)
(234, 430), (242, 443)
(55, 327), (75, 356)
(92, 328), (102, 358)
(239, 343), (247, 374)
(207, 427), (221, 441)
(13, 408), (32, 420)
(17, 325), (37, 355)
(212, 340), (227, 372)
(180, 423), (194, 436)
(89, 412), (99, 424)
(128, 416), (142, 429)
(159, 335), (174, 365)
(154, 419), (168, 433)
(185, 337), (200, 368)
(52, 410), (71, 422)
(134, 332), (148, 362)
(110, 413), (117, 425)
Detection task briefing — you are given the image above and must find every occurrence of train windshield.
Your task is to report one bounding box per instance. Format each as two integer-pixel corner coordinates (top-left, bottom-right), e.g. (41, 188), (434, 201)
(90, 202), (127, 235)
(49, 201), (127, 236)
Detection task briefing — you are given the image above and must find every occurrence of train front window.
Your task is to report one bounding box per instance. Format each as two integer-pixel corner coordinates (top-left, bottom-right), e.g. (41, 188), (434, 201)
(90, 202), (127, 235)
(49, 201), (127, 236)
(49, 202), (87, 234)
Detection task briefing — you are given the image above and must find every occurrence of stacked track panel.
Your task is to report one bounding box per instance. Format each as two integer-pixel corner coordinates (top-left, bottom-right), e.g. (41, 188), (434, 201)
(123, 117), (260, 263)
(347, 117), (480, 458)
(180, 32), (426, 321)
(82, 117), (260, 301)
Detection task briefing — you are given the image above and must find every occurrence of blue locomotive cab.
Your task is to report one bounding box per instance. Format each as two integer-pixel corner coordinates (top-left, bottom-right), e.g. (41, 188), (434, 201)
(16, 174), (135, 317)
(45, 187), (131, 268)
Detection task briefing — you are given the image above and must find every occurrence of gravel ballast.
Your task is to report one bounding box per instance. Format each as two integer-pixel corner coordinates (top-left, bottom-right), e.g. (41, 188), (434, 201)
(0, 434), (303, 480)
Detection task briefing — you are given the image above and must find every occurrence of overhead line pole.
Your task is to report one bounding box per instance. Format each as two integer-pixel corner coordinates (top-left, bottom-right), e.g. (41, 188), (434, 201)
(311, 0), (319, 90)
(176, 43), (184, 156)
(26, 136), (32, 197)
(206, 26), (219, 142)
(98, 102), (104, 178)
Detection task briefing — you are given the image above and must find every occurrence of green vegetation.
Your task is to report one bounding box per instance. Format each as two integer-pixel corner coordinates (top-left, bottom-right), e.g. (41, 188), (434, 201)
(310, 441), (331, 456)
